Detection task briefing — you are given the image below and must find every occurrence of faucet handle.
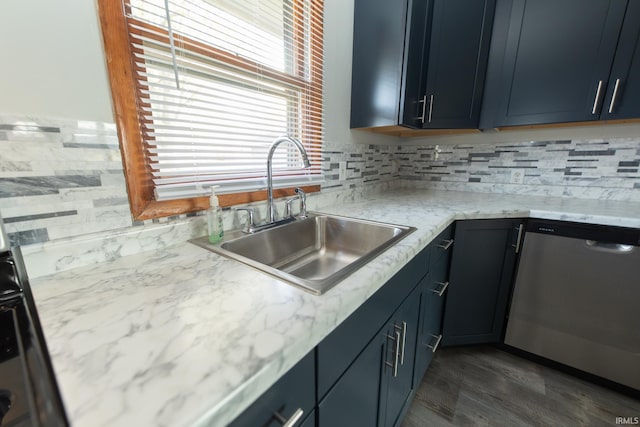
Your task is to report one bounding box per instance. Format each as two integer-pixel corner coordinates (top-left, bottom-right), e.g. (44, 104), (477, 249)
(294, 188), (307, 219)
(234, 207), (255, 233)
(284, 195), (301, 218)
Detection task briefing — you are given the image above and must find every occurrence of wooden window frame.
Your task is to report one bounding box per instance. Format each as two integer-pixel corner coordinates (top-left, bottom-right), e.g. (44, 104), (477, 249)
(97, 0), (323, 220)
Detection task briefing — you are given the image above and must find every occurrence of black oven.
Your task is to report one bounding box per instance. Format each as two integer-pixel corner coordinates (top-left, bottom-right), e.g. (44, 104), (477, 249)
(1, 218), (67, 426)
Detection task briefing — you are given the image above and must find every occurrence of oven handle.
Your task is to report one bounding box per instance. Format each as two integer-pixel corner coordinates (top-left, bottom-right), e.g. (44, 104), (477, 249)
(0, 292), (24, 308)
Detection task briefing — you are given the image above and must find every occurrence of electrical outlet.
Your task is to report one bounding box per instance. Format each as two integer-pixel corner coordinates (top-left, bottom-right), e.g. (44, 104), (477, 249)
(339, 161), (347, 181)
(510, 169), (525, 184)
(433, 145), (441, 161)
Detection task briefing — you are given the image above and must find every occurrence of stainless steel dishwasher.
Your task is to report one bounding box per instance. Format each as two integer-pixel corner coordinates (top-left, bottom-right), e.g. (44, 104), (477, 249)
(505, 219), (640, 391)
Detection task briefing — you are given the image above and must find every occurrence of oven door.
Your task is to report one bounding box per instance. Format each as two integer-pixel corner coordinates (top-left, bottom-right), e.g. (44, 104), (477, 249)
(1, 303), (33, 426)
(1, 250), (67, 427)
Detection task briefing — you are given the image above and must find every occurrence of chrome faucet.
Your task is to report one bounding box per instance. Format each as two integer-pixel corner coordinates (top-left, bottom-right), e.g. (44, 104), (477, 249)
(266, 136), (311, 223)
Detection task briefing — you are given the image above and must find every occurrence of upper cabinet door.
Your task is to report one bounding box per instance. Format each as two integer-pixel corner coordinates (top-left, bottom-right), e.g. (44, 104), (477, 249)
(601, 0), (640, 120)
(350, 0), (408, 129)
(399, 0), (432, 127)
(418, 0), (496, 129)
(351, 0), (495, 130)
(486, 0), (627, 127)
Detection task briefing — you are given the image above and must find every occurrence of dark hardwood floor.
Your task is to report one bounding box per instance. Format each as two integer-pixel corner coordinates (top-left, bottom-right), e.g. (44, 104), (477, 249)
(402, 346), (640, 426)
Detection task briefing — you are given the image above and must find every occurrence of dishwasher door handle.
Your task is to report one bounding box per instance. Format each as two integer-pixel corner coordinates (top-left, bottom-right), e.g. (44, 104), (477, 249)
(585, 240), (635, 254)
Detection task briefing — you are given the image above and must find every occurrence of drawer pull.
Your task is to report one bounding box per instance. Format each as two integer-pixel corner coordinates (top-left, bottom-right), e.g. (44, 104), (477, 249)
(437, 239), (454, 251)
(426, 334), (443, 353)
(431, 281), (449, 297)
(274, 408), (304, 427)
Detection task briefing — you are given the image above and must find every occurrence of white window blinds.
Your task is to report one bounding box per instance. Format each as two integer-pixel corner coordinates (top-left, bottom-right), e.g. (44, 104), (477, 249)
(125, 0), (324, 201)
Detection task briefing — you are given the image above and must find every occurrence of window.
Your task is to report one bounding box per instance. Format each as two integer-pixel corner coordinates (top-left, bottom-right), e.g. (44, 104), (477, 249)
(98, 0), (324, 220)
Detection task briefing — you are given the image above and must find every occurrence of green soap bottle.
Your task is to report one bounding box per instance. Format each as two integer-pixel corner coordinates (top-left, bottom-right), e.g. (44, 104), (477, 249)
(207, 186), (224, 244)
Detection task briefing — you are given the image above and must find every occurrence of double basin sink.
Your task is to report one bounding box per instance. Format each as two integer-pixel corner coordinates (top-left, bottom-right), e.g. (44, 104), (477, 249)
(191, 213), (415, 295)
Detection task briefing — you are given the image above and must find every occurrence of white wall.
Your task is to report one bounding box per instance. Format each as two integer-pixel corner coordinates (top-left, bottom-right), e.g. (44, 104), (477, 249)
(322, 0), (398, 148)
(2, 0), (635, 156)
(0, 0), (114, 122)
(0, 0), (397, 146)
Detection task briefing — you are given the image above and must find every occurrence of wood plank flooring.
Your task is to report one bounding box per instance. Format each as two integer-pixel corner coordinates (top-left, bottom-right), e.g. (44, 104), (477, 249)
(402, 346), (640, 426)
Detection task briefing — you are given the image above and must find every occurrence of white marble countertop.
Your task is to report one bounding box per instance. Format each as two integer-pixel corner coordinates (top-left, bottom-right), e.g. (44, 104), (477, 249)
(29, 189), (640, 427)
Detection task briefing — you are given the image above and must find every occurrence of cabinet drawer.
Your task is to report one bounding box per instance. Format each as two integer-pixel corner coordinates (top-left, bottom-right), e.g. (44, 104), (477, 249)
(229, 351), (315, 427)
(317, 246), (429, 399)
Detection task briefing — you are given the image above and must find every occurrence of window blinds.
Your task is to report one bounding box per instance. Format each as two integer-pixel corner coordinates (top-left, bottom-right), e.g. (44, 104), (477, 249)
(125, 0), (324, 201)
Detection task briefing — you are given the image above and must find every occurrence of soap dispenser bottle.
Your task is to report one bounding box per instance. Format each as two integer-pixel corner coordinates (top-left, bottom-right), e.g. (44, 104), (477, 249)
(207, 186), (224, 244)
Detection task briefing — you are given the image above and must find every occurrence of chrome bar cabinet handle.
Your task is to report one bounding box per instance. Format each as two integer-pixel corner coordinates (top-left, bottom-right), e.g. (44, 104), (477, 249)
(418, 95), (427, 123)
(437, 239), (454, 251)
(592, 80), (604, 114)
(426, 334), (443, 353)
(512, 224), (524, 254)
(608, 78), (621, 114)
(273, 408), (304, 427)
(394, 321), (408, 365)
(431, 281), (449, 297)
(385, 331), (402, 377)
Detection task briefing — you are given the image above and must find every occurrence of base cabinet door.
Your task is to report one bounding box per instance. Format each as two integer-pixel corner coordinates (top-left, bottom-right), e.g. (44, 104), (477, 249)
(318, 334), (385, 427)
(300, 410), (316, 427)
(442, 219), (523, 346)
(380, 286), (421, 427)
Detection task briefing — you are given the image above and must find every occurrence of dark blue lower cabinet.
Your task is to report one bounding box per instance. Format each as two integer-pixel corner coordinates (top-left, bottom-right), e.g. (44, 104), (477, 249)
(300, 409), (316, 427)
(413, 270), (446, 384)
(233, 246), (430, 427)
(442, 218), (523, 346)
(228, 351), (315, 427)
(319, 284), (421, 427)
(318, 333), (385, 427)
(380, 286), (421, 427)
(414, 224), (454, 385)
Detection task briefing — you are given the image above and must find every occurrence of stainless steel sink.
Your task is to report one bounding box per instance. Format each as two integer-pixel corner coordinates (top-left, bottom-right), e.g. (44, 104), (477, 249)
(191, 213), (415, 295)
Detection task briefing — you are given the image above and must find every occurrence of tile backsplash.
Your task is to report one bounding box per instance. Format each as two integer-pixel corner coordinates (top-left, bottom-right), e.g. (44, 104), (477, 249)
(0, 116), (398, 248)
(2, 115), (639, 252)
(0, 116), (132, 246)
(396, 138), (640, 201)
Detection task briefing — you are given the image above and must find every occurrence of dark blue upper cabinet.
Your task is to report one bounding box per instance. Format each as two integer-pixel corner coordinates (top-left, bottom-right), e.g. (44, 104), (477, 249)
(414, 0), (496, 129)
(481, 0), (629, 128)
(351, 0), (495, 130)
(350, 0), (409, 128)
(602, 0), (640, 120)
